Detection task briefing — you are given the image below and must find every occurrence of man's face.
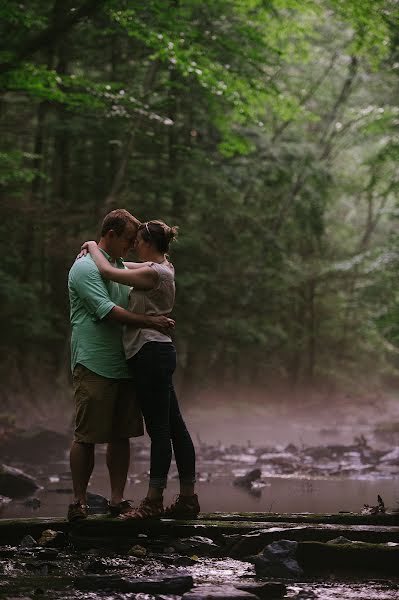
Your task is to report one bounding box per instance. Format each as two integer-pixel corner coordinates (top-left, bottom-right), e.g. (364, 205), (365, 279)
(111, 224), (137, 258)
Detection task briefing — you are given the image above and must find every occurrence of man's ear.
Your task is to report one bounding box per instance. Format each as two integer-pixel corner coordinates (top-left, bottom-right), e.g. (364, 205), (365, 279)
(107, 229), (116, 239)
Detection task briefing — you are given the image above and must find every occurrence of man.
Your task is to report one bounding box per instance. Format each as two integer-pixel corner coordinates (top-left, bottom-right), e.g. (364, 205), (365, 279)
(68, 209), (174, 521)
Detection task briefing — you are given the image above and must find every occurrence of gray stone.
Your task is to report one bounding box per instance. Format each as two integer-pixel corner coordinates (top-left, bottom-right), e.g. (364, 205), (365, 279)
(20, 535), (37, 547)
(326, 536), (352, 545)
(172, 536), (219, 556)
(235, 581), (287, 599)
(75, 571), (193, 594)
(37, 529), (67, 548)
(0, 464), (40, 498)
(252, 540), (303, 578)
(0, 429), (69, 464)
(183, 585), (258, 599)
(87, 491), (109, 514)
(234, 469), (262, 488)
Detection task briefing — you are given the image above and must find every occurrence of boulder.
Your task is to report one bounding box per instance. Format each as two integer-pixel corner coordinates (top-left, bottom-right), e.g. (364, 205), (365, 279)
(251, 540), (303, 578)
(235, 581), (287, 599)
(87, 492), (108, 514)
(0, 464), (40, 498)
(0, 429), (69, 464)
(172, 536), (219, 556)
(37, 529), (67, 548)
(234, 469), (262, 488)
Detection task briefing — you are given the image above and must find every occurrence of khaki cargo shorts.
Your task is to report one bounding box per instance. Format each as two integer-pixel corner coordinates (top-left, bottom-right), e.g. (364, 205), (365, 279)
(72, 364), (144, 443)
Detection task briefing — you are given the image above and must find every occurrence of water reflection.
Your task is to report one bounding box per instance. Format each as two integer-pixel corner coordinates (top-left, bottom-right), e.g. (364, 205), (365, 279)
(2, 456), (398, 519)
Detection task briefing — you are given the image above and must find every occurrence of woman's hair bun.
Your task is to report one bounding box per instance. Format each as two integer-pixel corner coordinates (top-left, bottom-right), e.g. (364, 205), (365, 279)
(167, 225), (179, 243)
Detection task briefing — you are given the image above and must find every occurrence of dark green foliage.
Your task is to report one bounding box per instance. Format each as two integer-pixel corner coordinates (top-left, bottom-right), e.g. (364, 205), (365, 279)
(1, 0), (399, 404)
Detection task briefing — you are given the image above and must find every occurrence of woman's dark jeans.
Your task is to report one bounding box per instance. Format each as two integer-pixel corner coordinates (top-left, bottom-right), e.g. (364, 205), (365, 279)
(128, 342), (196, 490)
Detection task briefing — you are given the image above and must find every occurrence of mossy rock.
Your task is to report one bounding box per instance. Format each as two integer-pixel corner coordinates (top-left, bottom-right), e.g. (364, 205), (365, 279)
(199, 512), (399, 526)
(297, 540), (399, 574)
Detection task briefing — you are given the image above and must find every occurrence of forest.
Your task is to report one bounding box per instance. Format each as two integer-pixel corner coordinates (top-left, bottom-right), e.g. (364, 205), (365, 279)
(1, 0), (399, 415)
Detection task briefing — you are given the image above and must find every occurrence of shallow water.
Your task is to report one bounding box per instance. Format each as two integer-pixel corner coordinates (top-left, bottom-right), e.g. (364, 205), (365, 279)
(2, 454), (399, 519)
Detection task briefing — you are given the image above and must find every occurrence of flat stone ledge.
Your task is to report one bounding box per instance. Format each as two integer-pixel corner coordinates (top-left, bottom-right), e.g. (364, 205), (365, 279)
(199, 512), (399, 526)
(1, 513), (399, 547)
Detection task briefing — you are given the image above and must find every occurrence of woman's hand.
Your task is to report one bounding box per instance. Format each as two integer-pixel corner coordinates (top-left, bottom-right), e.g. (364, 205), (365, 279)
(75, 240), (97, 261)
(81, 240), (98, 252)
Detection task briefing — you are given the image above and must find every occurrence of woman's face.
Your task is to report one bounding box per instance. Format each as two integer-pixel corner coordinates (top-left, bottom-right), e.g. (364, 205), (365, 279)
(134, 230), (150, 259)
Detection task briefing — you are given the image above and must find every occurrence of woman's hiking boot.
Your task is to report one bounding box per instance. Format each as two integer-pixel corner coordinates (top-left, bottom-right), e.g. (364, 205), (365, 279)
(108, 499), (134, 517)
(119, 496), (164, 520)
(164, 494), (200, 519)
(67, 501), (89, 522)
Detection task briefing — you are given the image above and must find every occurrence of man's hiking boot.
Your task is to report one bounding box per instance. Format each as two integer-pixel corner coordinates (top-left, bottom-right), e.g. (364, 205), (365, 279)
(119, 496), (164, 520)
(164, 494), (200, 519)
(108, 499), (134, 517)
(67, 501), (89, 522)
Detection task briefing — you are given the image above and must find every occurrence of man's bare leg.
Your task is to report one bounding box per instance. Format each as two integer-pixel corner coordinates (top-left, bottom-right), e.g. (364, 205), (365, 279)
(70, 441), (95, 504)
(107, 438), (130, 506)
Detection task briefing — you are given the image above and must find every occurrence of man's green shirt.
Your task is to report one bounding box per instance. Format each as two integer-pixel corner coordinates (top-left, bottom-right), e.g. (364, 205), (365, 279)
(68, 250), (130, 379)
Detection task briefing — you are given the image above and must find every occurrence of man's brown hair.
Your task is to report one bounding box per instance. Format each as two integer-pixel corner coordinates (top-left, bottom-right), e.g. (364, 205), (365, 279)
(101, 209), (140, 237)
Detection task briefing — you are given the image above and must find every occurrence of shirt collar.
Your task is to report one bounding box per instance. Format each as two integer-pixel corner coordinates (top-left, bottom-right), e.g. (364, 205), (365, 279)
(99, 248), (124, 267)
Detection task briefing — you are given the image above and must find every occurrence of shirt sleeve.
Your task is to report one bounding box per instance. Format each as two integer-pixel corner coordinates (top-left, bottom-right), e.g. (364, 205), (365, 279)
(71, 260), (116, 321)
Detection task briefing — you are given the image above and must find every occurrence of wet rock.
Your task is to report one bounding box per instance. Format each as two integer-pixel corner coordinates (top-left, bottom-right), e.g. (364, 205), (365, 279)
(168, 554), (199, 566)
(226, 527), (309, 559)
(84, 558), (108, 573)
(235, 581), (287, 599)
(75, 571), (193, 594)
(0, 429), (69, 464)
(183, 585), (258, 599)
(172, 536), (219, 556)
(34, 547), (59, 560)
(87, 491), (108, 514)
(37, 529), (67, 548)
(234, 469), (262, 488)
(326, 536), (352, 545)
(84, 557), (131, 573)
(24, 497), (41, 509)
(0, 464), (40, 498)
(128, 544), (147, 557)
(361, 495), (386, 515)
(251, 540), (303, 578)
(20, 535), (37, 548)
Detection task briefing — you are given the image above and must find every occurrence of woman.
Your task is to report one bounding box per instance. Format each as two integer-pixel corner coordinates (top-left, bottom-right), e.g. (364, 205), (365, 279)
(81, 220), (199, 519)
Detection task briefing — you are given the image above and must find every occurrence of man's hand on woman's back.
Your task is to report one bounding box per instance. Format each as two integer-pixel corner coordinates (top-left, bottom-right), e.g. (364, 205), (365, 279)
(149, 315), (175, 333)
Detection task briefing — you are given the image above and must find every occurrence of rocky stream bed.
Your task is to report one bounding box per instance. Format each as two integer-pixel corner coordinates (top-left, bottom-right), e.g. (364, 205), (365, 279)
(0, 423), (399, 599)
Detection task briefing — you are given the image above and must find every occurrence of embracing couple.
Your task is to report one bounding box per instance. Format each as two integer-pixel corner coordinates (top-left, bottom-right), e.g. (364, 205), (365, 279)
(67, 209), (199, 521)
